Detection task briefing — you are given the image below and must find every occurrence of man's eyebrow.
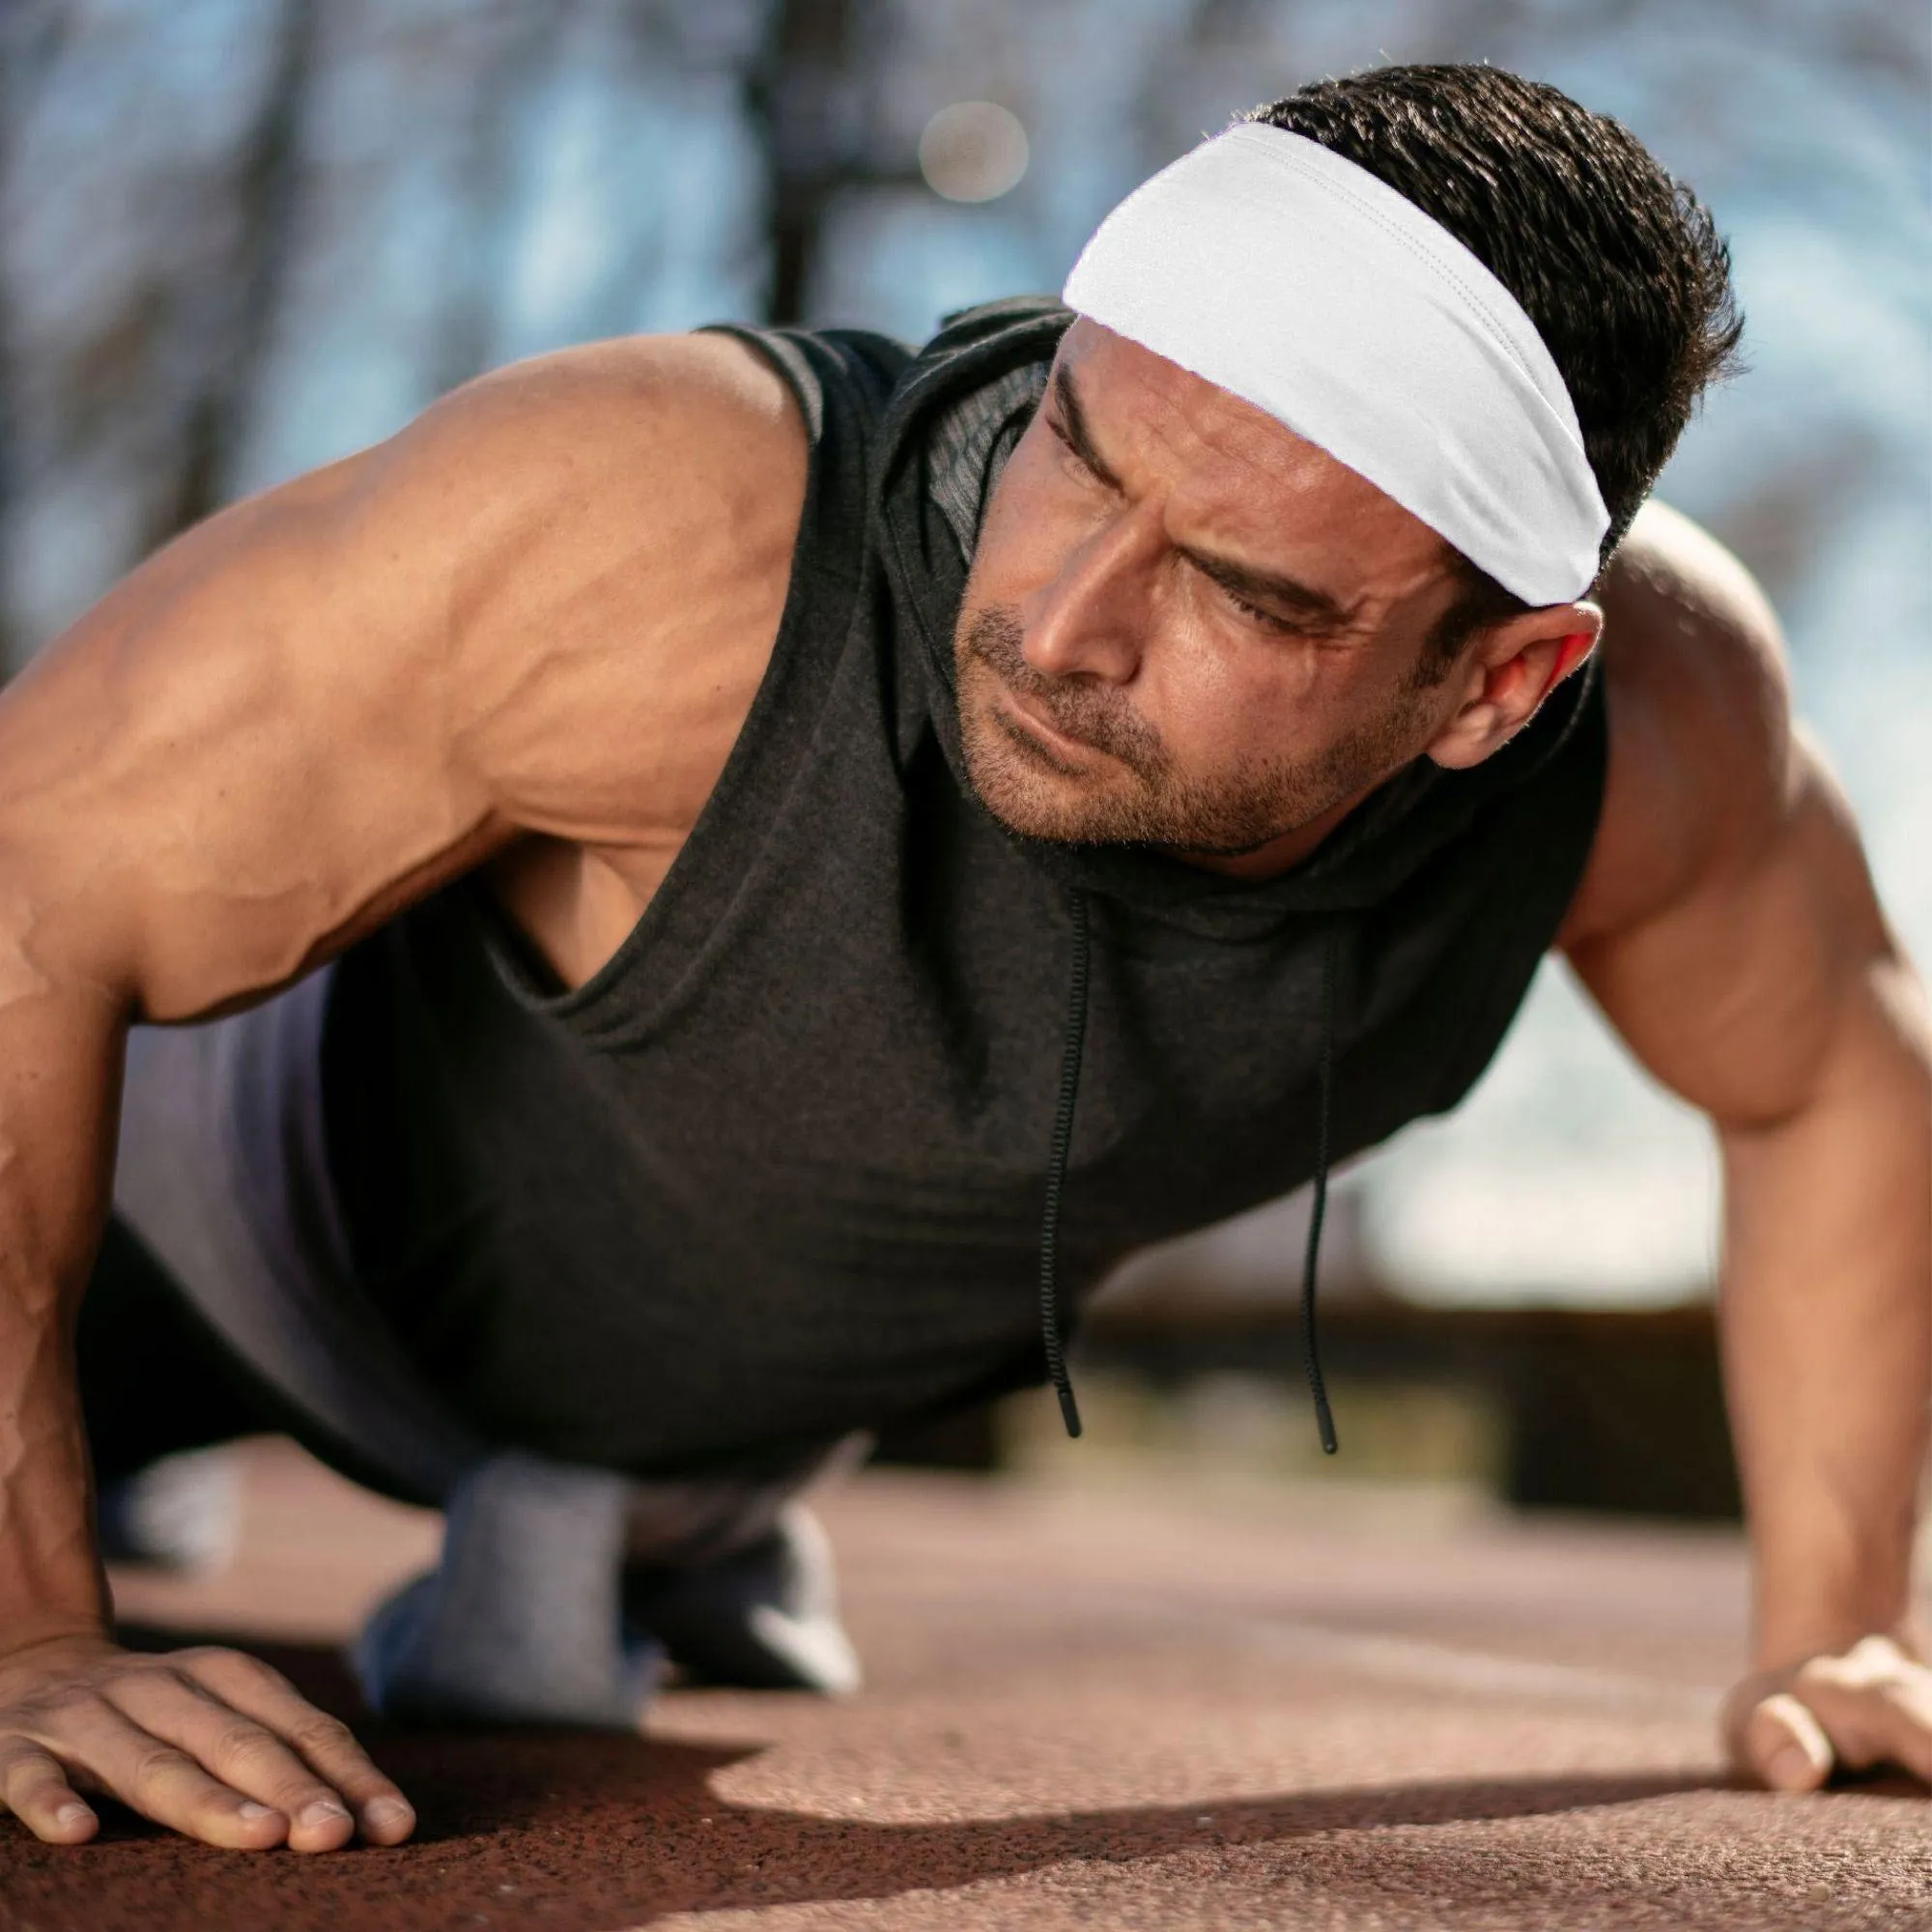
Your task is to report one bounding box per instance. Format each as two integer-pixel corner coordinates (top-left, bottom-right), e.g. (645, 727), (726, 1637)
(1049, 362), (1356, 634)
(1180, 546), (1357, 635)
(1046, 365), (1125, 492)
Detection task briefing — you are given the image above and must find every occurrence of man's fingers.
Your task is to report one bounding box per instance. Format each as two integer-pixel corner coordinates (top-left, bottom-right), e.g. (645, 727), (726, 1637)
(0, 1739), (99, 1844)
(1860, 1690), (1932, 1785)
(102, 1667), (356, 1853)
(1744, 1690), (1834, 1792)
(1794, 1646), (1932, 1785)
(20, 1694), (289, 1850)
(0, 1638), (404, 1853)
(176, 1648), (414, 1844)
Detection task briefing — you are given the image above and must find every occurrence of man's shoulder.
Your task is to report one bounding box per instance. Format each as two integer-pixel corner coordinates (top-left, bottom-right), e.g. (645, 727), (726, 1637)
(401, 330), (808, 581)
(449, 328), (802, 439)
(355, 332), (814, 986)
(388, 331), (808, 791)
(1559, 499), (1795, 949)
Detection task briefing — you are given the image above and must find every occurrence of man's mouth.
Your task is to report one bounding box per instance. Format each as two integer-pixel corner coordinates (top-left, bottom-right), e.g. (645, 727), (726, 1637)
(991, 685), (1104, 769)
(960, 602), (1165, 782)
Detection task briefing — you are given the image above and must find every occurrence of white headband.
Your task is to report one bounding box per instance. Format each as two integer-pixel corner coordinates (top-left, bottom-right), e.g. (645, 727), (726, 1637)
(1061, 124), (1608, 606)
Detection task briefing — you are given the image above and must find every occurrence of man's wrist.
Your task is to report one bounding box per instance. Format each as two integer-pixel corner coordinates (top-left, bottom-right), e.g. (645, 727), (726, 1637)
(0, 1556), (113, 1659)
(0, 1619), (115, 1688)
(1752, 1583), (1919, 1673)
(1747, 1497), (1925, 1671)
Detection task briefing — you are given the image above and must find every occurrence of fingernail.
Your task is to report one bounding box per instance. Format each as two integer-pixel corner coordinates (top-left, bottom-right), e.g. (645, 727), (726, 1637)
(237, 1801), (277, 1821)
(364, 1797), (413, 1829)
(55, 1802), (94, 1830)
(297, 1800), (352, 1831)
(1765, 1744), (1813, 1788)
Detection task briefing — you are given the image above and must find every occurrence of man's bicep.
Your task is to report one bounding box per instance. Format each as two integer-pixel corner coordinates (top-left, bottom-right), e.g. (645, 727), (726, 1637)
(0, 438), (503, 1023)
(1565, 740), (1895, 1128)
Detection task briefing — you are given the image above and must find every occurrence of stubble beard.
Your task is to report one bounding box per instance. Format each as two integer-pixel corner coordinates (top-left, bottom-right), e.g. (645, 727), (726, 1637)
(953, 603), (1430, 859)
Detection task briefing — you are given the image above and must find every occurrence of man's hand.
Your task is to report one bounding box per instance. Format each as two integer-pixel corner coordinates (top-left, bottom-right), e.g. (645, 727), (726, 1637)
(0, 1634), (415, 1851)
(1725, 1634), (1932, 1793)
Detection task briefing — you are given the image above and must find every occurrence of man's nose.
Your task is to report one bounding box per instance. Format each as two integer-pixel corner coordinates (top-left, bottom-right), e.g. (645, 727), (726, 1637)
(1019, 500), (1160, 685)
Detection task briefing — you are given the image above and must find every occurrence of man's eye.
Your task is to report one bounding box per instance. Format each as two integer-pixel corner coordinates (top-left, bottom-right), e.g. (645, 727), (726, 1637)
(1222, 585), (1298, 635)
(1045, 416), (1101, 480)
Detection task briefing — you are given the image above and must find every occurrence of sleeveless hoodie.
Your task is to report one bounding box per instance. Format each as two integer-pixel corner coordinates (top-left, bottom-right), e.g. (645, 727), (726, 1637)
(321, 298), (1607, 1478)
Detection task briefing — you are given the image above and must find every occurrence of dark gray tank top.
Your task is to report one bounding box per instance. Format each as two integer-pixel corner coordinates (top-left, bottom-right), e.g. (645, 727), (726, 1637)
(322, 299), (1606, 1477)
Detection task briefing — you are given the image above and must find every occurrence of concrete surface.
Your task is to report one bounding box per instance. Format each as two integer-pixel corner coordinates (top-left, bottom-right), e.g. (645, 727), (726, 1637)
(1, 1438), (1926, 1930)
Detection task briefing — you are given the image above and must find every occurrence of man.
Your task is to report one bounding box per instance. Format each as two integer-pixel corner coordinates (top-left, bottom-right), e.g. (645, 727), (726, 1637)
(0, 63), (1927, 1856)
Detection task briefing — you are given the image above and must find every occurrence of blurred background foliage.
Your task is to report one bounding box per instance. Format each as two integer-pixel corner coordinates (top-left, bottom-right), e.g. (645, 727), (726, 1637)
(2, 0), (1927, 1502)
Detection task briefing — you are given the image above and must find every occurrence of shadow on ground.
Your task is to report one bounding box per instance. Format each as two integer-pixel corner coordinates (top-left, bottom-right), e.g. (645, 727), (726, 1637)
(0, 1634), (1757, 1932)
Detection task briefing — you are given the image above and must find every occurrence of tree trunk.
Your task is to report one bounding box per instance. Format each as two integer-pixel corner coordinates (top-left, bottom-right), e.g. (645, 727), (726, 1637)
(156, 0), (321, 543)
(746, 0), (857, 327)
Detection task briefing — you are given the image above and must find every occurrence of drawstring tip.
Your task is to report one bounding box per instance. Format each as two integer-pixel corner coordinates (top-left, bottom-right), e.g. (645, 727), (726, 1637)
(1299, 924), (1344, 1463)
(1038, 889), (1092, 1449)
(1055, 1381), (1083, 1438)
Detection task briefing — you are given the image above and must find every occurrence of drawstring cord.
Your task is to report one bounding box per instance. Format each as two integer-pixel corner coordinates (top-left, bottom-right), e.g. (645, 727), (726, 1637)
(1036, 897), (1340, 1455)
(1300, 926), (1341, 1455)
(1037, 889), (1091, 1437)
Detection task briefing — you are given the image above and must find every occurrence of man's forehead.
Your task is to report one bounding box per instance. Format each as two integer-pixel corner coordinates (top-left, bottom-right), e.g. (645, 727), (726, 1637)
(1053, 319), (1453, 596)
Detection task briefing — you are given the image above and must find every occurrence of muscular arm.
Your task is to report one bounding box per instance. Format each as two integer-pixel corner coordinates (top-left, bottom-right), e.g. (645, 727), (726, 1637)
(0, 331), (804, 1848)
(1561, 501), (1932, 1784)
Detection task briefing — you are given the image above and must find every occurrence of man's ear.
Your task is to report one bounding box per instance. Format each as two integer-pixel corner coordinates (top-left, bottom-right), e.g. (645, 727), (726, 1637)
(1426, 602), (1603, 771)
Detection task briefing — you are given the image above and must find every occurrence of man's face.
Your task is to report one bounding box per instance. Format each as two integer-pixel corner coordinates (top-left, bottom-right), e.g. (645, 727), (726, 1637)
(955, 320), (1480, 870)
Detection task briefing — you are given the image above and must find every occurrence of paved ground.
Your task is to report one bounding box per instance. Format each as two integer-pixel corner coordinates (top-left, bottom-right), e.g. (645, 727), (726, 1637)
(2, 1439), (1926, 1930)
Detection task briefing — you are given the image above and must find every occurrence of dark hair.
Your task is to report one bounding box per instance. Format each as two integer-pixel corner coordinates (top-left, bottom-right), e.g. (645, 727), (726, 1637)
(1246, 65), (1744, 667)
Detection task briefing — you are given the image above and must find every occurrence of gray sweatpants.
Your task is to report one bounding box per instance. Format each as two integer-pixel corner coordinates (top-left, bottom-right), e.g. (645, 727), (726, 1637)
(110, 966), (860, 1724)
